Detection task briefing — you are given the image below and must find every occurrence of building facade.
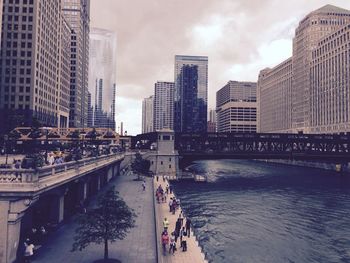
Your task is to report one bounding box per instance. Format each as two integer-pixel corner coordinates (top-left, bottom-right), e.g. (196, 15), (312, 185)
(258, 58), (292, 133)
(207, 108), (217, 132)
(310, 23), (350, 133)
(174, 55), (208, 133)
(62, 0), (90, 128)
(153, 81), (174, 131)
(216, 81), (257, 133)
(292, 5), (350, 132)
(142, 96), (154, 133)
(88, 28), (117, 130)
(0, 0), (69, 132)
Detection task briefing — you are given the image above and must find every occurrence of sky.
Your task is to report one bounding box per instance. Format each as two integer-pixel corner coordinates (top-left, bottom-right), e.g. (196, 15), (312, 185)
(90, 0), (350, 135)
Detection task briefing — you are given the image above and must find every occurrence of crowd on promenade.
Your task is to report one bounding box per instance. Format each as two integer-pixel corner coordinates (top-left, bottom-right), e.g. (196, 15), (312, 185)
(155, 177), (193, 257)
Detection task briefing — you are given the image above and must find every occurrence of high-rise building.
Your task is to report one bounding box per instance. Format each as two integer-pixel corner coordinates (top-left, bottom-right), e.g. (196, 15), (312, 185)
(310, 23), (350, 133)
(142, 96), (154, 133)
(216, 81), (257, 133)
(174, 55), (208, 133)
(0, 0), (70, 132)
(88, 28), (117, 129)
(292, 5), (350, 133)
(258, 4), (350, 134)
(0, 0), (3, 45)
(258, 58), (292, 133)
(62, 0), (90, 128)
(207, 108), (217, 132)
(154, 81), (174, 131)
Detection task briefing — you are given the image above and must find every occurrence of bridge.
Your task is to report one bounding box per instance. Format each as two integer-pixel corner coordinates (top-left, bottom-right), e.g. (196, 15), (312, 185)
(132, 131), (350, 168)
(0, 152), (126, 263)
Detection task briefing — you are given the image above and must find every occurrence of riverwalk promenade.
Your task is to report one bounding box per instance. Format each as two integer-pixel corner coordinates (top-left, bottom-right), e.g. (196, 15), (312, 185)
(31, 174), (156, 263)
(154, 177), (207, 263)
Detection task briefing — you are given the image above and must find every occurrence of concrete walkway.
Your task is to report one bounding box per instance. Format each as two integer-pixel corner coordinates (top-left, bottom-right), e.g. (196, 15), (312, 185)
(154, 177), (207, 263)
(32, 174), (156, 263)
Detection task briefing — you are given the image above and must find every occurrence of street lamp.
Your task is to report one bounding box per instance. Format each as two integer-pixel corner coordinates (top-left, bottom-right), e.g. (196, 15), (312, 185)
(3, 134), (8, 165)
(42, 127), (52, 164)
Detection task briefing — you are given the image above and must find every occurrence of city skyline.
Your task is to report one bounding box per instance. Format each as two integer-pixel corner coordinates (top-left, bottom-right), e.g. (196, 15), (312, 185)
(91, 0), (350, 135)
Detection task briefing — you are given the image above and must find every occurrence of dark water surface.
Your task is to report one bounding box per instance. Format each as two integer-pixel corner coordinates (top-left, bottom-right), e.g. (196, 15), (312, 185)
(172, 160), (350, 263)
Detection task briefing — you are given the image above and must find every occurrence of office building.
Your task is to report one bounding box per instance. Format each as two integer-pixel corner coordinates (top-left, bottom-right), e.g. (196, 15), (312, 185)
(0, 0), (3, 44)
(292, 5), (350, 132)
(258, 58), (292, 133)
(216, 81), (257, 133)
(0, 0), (70, 132)
(88, 28), (117, 129)
(310, 23), (350, 133)
(174, 55), (208, 133)
(62, 0), (90, 128)
(207, 109), (217, 132)
(153, 81), (174, 131)
(142, 96), (154, 133)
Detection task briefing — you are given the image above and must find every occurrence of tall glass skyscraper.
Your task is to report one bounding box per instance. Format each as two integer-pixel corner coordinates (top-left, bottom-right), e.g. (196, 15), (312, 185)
(88, 28), (117, 130)
(174, 55), (208, 133)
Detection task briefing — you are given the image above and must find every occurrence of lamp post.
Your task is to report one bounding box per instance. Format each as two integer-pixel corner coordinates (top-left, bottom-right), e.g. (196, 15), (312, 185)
(4, 134), (8, 165)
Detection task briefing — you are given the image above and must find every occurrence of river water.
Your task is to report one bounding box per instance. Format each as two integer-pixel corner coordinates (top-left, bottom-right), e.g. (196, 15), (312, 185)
(172, 160), (350, 263)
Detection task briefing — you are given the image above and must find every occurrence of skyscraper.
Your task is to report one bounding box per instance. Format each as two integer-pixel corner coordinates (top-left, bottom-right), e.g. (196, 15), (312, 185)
(216, 81), (257, 133)
(174, 55), (208, 133)
(0, 0), (70, 132)
(88, 28), (117, 129)
(292, 5), (350, 133)
(207, 108), (217, 132)
(258, 4), (350, 134)
(62, 0), (90, 128)
(142, 96), (154, 133)
(154, 81), (174, 131)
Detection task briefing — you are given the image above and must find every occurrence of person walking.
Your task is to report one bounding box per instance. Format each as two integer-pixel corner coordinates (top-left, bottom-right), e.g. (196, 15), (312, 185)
(142, 180), (146, 191)
(163, 217), (169, 232)
(23, 239), (35, 263)
(169, 198), (173, 213)
(169, 232), (176, 255)
(161, 231), (169, 256)
(186, 218), (192, 237)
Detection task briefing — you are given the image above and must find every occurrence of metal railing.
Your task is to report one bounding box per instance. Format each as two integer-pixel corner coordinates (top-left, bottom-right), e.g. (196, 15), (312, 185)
(0, 153), (124, 184)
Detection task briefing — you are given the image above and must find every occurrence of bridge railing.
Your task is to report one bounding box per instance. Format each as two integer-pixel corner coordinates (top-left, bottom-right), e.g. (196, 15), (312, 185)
(0, 153), (124, 184)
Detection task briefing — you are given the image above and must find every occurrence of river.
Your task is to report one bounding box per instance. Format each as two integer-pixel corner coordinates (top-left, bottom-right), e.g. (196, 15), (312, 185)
(172, 160), (350, 263)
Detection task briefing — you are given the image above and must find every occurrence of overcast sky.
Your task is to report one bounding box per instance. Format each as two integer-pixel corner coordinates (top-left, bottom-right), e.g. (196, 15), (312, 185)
(90, 0), (350, 135)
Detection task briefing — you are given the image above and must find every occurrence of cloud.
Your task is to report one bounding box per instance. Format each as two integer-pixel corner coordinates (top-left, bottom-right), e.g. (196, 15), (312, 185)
(91, 0), (350, 135)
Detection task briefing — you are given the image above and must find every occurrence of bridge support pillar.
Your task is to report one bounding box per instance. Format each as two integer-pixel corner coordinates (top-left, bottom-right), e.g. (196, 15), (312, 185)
(97, 175), (101, 191)
(0, 197), (36, 263)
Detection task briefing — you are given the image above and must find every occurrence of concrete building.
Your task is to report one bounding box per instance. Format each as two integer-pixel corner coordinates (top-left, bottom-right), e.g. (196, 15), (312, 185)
(292, 5), (350, 133)
(88, 28), (117, 130)
(0, 0), (70, 132)
(142, 96), (154, 133)
(258, 58), (293, 133)
(174, 55), (208, 133)
(310, 23), (350, 133)
(207, 108), (217, 132)
(216, 81), (257, 133)
(0, 0), (3, 45)
(154, 81), (174, 131)
(62, 0), (90, 128)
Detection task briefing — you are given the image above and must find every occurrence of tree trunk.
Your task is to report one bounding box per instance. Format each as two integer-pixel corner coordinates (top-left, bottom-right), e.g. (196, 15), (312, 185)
(104, 239), (108, 260)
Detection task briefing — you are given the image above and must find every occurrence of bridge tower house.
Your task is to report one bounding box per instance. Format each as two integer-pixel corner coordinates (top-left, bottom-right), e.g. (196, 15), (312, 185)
(147, 130), (179, 178)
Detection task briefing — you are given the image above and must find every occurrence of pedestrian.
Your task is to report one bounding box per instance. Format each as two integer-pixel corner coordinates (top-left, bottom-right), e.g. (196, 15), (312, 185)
(169, 198), (173, 213)
(163, 217), (169, 231)
(166, 185), (169, 194)
(169, 232), (176, 255)
(142, 180), (146, 191)
(161, 231), (169, 256)
(180, 226), (186, 246)
(169, 185), (173, 194)
(178, 211), (184, 227)
(175, 218), (181, 242)
(181, 234), (187, 252)
(14, 159), (21, 169)
(156, 175), (159, 181)
(186, 218), (191, 237)
(24, 239), (35, 263)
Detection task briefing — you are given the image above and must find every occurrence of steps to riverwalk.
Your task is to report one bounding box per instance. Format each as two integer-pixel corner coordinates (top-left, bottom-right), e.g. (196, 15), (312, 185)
(153, 177), (208, 263)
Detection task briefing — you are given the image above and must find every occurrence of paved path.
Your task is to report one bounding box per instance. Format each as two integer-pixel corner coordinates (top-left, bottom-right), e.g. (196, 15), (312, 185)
(154, 177), (207, 263)
(33, 174), (156, 263)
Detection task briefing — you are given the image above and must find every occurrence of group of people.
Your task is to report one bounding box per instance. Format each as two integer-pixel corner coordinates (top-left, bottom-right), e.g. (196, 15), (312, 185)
(22, 225), (48, 262)
(157, 176), (192, 257)
(161, 214), (192, 256)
